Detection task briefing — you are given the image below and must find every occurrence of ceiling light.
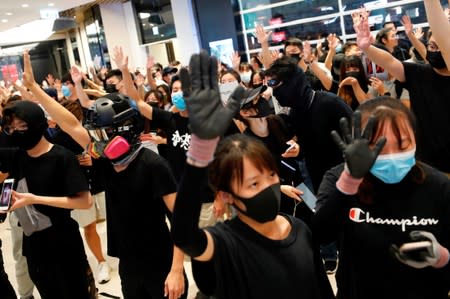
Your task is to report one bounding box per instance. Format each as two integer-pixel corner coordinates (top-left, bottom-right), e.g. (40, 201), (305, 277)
(48, 3), (55, 6)
(1, 19), (8, 23)
(21, 4), (29, 8)
(5, 12), (13, 16)
(139, 12), (150, 19)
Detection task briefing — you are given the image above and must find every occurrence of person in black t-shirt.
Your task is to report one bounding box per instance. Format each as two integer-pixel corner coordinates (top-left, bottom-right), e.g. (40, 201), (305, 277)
(23, 48), (187, 299)
(353, 6), (450, 174)
(171, 51), (334, 299)
(313, 97), (450, 298)
(0, 99), (93, 299)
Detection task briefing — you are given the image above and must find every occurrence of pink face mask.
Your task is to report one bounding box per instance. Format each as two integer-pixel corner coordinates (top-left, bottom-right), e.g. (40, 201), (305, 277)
(103, 136), (130, 160)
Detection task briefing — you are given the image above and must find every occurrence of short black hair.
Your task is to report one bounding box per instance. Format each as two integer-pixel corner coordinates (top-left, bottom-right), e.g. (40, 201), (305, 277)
(105, 69), (123, 81)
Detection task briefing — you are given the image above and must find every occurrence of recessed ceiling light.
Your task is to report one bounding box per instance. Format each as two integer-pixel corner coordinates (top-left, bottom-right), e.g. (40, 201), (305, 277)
(21, 4), (29, 8)
(5, 12), (13, 16)
(1, 19), (8, 23)
(48, 3), (55, 6)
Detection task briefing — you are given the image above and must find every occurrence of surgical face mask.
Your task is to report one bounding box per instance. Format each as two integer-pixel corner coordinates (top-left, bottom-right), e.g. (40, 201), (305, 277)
(426, 50), (447, 69)
(219, 81), (239, 105)
(335, 43), (343, 53)
(370, 148), (416, 184)
(240, 72), (252, 84)
(171, 92), (186, 111)
(105, 83), (117, 93)
(232, 183), (281, 223)
(61, 85), (71, 97)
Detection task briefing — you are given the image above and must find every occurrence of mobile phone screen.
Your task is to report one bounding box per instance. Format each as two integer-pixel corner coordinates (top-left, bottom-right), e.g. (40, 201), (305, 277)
(296, 182), (317, 212)
(0, 179), (14, 210)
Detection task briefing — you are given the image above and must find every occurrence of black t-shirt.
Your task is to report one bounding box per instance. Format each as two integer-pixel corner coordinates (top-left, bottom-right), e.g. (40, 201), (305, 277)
(288, 91), (353, 191)
(205, 215), (334, 299)
(49, 128), (106, 195)
(402, 62), (450, 172)
(103, 149), (177, 270)
(314, 163), (450, 299)
(0, 145), (89, 260)
(151, 108), (190, 181)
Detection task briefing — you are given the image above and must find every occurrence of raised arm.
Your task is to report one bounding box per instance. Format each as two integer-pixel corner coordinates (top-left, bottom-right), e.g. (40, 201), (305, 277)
(303, 41), (333, 90)
(111, 46), (154, 120)
(22, 50), (90, 149)
(324, 33), (339, 71)
(70, 66), (96, 109)
(171, 51), (244, 262)
(401, 15), (427, 62)
(423, 0), (450, 69)
(255, 24), (274, 69)
(354, 9), (406, 82)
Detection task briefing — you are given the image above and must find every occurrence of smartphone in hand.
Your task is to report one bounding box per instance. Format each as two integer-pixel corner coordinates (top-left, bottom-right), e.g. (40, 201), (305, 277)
(295, 182), (317, 213)
(399, 241), (432, 253)
(0, 178), (14, 211)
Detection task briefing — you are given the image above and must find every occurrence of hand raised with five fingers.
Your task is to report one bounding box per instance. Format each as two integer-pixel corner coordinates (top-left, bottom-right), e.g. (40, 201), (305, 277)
(331, 111), (386, 179)
(353, 8), (373, 50)
(180, 50), (244, 139)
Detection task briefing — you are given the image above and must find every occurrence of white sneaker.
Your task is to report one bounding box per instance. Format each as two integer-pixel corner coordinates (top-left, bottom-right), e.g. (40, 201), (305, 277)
(97, 261), (111, 284)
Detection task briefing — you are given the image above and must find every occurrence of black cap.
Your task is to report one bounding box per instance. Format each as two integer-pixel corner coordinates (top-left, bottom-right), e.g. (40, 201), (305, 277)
(162, 66), (178, 76)
(240, 85), (267, 109)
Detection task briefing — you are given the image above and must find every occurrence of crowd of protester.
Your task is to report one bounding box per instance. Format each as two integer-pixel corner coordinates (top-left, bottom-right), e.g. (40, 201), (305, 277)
(0, 1), (449, 298)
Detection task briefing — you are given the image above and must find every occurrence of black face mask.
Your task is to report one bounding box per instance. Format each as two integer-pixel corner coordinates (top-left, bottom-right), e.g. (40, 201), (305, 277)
(248, 98), (272, 118)
(148, 101), (159, 108)
(288, 53), (301, 64)
(252, 83), (263, 89)
(232, 183), (281, 223)
(105, 84), (117, 93)
(426, 51), (447, 69)
(345, 71), (360, 79)
(8, 128), (43, 150)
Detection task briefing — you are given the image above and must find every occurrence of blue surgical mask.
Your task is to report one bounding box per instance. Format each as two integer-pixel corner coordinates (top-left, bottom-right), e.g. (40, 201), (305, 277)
(335, 43), (343, 53)
(370, 148), (416, 184)
(171, 92), (186, 111)
(62, 85), (71, 97)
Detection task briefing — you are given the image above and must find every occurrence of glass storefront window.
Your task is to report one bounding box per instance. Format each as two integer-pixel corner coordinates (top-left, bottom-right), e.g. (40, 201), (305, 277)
(134, 1), (176, 45)
(343, 1), (430, 34)
(84, 6), (109, 68)
(245, 17), (343, 50)
(242, 0), (339, 30)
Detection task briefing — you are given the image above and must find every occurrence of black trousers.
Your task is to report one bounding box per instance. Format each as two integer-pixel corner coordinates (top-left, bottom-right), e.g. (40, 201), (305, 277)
(0, 238), (18, 299)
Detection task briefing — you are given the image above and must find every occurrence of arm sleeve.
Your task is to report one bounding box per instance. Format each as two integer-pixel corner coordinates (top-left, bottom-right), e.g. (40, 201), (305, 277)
(171, 163), (209, 257)
(312, 164), (356, 244)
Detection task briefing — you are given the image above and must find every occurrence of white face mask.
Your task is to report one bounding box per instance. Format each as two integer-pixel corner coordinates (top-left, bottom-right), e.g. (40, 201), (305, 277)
(240, 72), (252, 84)
(219, 81), (239, 105)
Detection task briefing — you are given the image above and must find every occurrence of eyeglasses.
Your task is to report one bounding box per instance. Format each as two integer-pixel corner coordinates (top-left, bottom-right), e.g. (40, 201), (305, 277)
(266, 79), (281, 88)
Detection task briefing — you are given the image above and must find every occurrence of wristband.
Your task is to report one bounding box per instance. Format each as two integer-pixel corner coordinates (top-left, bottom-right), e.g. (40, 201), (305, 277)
(433, 246), (450, 268)
(336, 169), (363, 195)
(186, 135), (219, 168)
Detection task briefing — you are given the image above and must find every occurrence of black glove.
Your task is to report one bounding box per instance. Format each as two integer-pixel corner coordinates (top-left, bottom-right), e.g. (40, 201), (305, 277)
(180, 50), (244, 139)
(331, 111), (386, 178)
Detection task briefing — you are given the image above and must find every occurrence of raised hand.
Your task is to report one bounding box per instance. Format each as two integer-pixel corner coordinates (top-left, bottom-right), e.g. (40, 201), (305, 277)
(302, 41), (312, 63)
(22, 50), (37, 89)
(331, 111), (386, 178)
(327, 33), (339, 50)
(231, 51), (241, 71)
(180, 51), (244, 139)
(255, 24), (272, 44)
(112, 46), (128, 70)
(70, 66), (83, 84)
(353, 8), (373, 50)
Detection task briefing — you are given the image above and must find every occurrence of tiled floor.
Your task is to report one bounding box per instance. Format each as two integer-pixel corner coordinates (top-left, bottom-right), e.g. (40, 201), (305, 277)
(1, 219), (336, 299)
